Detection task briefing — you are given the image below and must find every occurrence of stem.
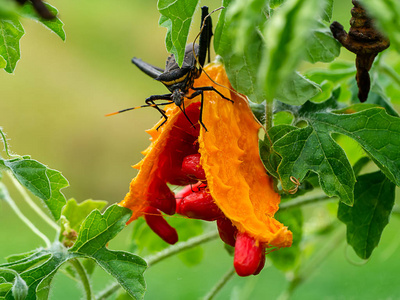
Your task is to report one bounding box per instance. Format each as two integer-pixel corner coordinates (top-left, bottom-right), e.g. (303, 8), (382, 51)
(203, 267), (235, 300)
(379, 63), (400, 87)
(0, 129), (17, 158)
(146, 230), (219, 266)
(0, 182), (52, 248)
(265, 99), (273, 132)
(69, 258), (92, 300)
(280, 192), (335, 210)
(96, 231), (219, 299)
(8, 173), (60, 232)
(278, 225), (344, 300)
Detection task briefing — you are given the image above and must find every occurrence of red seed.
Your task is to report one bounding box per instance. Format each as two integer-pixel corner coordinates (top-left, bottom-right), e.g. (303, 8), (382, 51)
(253, 250), (266, 275)
(181, 154), (206, 180)
(216, 217), (237, 247)
(234, 232), (263, 277)
(178, 190), (223, 221)
(144, 207), (178, 244)
(148, 177), (176, 215)
(175, 182), (207, 214)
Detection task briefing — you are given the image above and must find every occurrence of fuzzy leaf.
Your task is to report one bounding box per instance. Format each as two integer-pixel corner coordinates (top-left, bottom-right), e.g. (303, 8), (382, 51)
(275, 72), (321, 105)
(263, 94), (400, 204)
(0, 17), (24, 73)
(158, 0), (199, 67)
(304, 21), (340, 63)
(3, 158), (68, 220)
(70, 205), (146, 299)
(360, 0), (400, 51)
(259, 0), (324, 101)
(19, 2), (65, 41)
(0, 55), (6, 68)
(338, 171), (395, 259)
(61, 198), (108, 232)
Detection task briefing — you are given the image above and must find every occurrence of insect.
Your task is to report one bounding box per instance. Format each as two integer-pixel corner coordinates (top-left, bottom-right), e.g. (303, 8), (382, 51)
(107, 6), (232, 131)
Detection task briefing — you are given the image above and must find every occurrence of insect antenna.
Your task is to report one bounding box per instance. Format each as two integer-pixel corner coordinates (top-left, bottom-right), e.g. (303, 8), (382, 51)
(105, 102), (173, 117)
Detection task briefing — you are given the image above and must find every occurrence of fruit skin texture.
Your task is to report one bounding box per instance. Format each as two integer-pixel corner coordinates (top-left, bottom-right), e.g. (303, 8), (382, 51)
(234, 232), (264, 277)
(198, 64), (292, 248)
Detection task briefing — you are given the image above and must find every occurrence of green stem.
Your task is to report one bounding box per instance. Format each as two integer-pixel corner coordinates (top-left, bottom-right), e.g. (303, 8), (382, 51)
(280, 192), (335, 210)
(0, 129), (17, 158)
(146, 230), (219, 266)
(278, 225), (345, 300)
(8, 173), (60, 232)
(69, 258), (92, 300)
(0, 182), (52, 248)
(379, 63), (400, 87)
(265, 99), (273, 132)
(96, 231), (219, 299)
(203, 267), (235, 300)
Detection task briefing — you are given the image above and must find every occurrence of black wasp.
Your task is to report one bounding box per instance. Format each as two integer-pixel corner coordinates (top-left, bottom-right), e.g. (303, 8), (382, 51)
(107, 6), (232, 131)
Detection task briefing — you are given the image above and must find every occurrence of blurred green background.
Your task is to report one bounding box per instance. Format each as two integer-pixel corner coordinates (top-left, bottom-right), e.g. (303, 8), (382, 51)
(1, 0), (400, 299)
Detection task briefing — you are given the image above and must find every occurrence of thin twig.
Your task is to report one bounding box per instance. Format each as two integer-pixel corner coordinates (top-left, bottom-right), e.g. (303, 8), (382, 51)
(96, 231), (219, 299)
(69, 258), (92, 300)
(0, 182), (52, 248)
(146, 230), (219, 266)
(280, 193), (335, 210)
(8, 173), (60, 232)
(203, 267), (235, 300)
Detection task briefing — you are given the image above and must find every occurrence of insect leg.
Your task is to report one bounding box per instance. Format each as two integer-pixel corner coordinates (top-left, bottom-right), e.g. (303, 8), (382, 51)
(192, 86), (234, 103)
(145, 94), (174, 129)
(186, 90), (208, 132)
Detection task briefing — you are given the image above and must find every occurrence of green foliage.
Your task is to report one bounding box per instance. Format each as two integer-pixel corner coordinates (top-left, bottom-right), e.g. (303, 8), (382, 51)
(338, 171), (395, 259)
(1, 157), (68, 220)
(0, 1), (64, 73)
(261, 90), (400, 205)
(158, 0), (199, 67)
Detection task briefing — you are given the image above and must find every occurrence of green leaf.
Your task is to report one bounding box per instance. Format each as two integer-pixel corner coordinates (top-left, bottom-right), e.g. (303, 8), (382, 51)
(305, 61), (356, 84)
(11, 273), (28, 300)
(338, 171), (396, 259)
(3, 158), (68, 220)
(0, 55), (6, 68)
(61, 198), (108, 232)
(263, 93), (400, 204)
(0, 244), (72, 300)
(215, 0), (266, 103)
(322, 0), (333, 22)
(360, 0), (400, 51)
(269, 208), (303, 271)
(158, 0), (199, 67)
(4, 159), (51, 199)
(19, 2), (65, 41)
(304, 21), (340, 63)
(70, 205), (146, 299)
(0, 17), (24, 73)
(259, 0), (324, 101)
(275, 72), (321, 105)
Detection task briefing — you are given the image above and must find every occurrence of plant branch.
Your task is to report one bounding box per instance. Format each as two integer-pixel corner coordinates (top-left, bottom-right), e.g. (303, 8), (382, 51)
(203, 267), (235, 300)
(280, 192), (335, 210)
(0, 129), (17, 158)
(0, 182), (52, 248)
(265, 99), (273, 131)
(96, 231), (219, 299)
(8, 173), (60, 232)
(146, 230), (219, 266)
(69, 258), (92, 300)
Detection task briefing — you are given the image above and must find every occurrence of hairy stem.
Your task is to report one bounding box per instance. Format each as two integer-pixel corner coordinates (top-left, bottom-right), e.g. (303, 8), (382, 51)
(69, 259), (92, 300)
(265, 99), (273, 131)
(203, 267), (235, 300)
(146, 230), (219, 266)
(0, 129), (17, 158)
(0, 182), (52, 248)
(96, 231), (219, 299)
(280, 192), (335, 210)
(8, 173), (60, 232)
